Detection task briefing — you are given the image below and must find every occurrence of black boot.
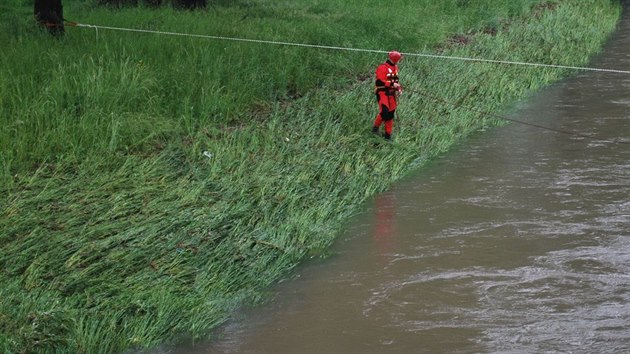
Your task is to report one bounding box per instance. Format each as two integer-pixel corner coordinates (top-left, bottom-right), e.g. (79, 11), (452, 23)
(383, 132), (391, 140)
(372, 125), (380, 135)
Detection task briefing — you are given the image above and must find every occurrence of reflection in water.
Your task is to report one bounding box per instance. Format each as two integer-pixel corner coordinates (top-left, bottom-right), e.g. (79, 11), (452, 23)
(372, 192), (398, 265)
(168, 7), (630, 354)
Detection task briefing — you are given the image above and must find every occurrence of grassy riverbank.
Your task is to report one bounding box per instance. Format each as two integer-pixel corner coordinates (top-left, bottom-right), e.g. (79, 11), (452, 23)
(0, 0), (621, 352)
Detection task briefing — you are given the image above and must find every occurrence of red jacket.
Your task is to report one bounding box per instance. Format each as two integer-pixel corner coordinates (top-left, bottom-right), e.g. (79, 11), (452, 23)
(375, 60), (400, 96)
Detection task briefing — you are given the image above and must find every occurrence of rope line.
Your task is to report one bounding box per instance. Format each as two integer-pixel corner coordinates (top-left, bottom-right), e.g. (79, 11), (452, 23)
(74, 23), (630, 75)
(70, 22), (629, 145)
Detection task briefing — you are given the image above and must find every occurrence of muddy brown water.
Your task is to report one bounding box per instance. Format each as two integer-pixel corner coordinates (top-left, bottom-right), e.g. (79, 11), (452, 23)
(167, 9), (630, 354)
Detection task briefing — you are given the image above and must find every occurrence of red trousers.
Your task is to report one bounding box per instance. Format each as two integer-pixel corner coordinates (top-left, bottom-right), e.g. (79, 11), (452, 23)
(373, 92), (397, 135)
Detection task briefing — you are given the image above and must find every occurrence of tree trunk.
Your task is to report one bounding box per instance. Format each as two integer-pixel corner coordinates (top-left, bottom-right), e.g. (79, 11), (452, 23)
(34, 0), (64, 36)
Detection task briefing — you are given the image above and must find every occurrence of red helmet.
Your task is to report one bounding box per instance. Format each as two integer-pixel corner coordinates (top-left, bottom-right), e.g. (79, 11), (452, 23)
(388, 50), (402, 64)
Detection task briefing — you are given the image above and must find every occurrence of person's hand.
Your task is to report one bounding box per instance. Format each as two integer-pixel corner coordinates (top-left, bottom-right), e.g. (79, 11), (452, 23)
(393, 82), (401, 91)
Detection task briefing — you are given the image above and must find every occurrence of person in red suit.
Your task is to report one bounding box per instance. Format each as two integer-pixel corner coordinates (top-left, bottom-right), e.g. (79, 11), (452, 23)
(372, 51), (403, 140)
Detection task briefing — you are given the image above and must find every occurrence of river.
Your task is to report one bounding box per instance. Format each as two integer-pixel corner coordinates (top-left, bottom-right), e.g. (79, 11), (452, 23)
(170, 6), (630, 354)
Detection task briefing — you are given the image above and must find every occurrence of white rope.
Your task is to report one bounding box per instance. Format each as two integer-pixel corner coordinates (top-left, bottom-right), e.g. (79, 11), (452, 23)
(402, 52), (630, 74)
(76, 23), (630, 75)
(78, 23), (98, 41)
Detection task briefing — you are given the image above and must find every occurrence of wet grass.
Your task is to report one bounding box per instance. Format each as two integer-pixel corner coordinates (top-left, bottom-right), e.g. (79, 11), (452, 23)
(0, 0), (622, 352)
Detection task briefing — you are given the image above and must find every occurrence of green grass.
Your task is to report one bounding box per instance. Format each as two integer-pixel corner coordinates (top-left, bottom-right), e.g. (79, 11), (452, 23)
(0, 0), (622, 352)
